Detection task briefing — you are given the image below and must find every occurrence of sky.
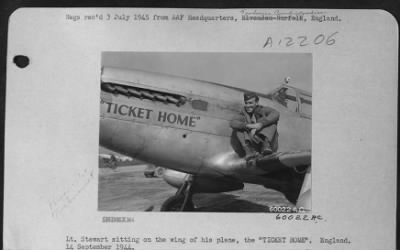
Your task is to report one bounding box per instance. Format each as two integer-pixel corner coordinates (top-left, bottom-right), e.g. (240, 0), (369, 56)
(102, 52), (312, 93)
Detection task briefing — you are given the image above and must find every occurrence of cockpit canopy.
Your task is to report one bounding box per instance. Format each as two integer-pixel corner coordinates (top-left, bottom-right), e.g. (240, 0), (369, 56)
(268, 85), (311, 118)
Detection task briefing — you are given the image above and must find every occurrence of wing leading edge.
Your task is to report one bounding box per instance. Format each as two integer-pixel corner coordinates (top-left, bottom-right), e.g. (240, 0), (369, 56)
(254, 151), (311, 172)
(253, 151), (311, 208)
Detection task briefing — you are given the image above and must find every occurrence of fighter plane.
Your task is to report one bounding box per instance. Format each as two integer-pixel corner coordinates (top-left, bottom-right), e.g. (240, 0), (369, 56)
(99, 67), (311, 211)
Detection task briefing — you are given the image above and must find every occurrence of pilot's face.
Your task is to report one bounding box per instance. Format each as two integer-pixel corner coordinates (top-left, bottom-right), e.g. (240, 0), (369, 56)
(244, 97), (258, 114)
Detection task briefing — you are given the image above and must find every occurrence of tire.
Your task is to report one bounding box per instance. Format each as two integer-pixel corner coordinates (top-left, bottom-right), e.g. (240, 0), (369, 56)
(160, 195), (194, 212)
(154, 167), (164, 177)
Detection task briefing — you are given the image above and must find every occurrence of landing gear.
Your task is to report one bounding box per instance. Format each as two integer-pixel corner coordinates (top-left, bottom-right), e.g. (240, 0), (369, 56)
(160, 195), (194, 211)
(160, 175), (195, 211)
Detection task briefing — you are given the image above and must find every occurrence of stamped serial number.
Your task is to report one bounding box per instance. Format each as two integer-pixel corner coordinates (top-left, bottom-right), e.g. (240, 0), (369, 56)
(269, 206), (305, 213)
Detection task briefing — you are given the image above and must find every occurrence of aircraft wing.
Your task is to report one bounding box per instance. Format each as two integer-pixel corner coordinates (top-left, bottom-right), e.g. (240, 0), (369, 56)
(242, 151), (311, 206)
(254, 151), (311, 172)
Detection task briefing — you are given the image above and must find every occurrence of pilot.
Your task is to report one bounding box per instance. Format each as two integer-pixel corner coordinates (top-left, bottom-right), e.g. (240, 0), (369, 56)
(230, 92), (280, 160)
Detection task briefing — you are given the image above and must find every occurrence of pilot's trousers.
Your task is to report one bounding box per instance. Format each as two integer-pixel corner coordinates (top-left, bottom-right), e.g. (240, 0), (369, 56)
(236, 124), (278, 152)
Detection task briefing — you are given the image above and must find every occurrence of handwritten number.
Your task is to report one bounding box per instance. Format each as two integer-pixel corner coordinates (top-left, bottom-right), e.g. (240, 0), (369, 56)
(263, 32), (338, 48)
(313, 34), (325, 45)
(298, 36), (308, 46)
(285, 37), (294, 47)
(326, 31), (338, 45)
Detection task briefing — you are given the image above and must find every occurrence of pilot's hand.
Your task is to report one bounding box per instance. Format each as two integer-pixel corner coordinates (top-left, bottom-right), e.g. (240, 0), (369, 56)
(247, 123), (263, 130)
(246, 123), (256, 129)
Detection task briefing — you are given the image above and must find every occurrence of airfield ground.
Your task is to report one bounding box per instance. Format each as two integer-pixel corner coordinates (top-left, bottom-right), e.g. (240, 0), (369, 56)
(98, 165), (294, 212)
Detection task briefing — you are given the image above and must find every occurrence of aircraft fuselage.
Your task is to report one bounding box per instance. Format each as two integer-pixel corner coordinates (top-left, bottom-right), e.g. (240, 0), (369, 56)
(99, 67), (311, 185)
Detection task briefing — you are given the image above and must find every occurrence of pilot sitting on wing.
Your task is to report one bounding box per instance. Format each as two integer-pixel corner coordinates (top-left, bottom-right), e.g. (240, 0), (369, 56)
(230, 92), (280, 160)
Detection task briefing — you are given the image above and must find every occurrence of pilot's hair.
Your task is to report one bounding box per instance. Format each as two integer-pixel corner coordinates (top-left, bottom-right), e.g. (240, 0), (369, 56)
(244, 92), (259, 102)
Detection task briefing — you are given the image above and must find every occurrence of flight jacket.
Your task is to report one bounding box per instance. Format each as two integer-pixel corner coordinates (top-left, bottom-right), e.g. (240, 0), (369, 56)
(230, 105), (280, 131)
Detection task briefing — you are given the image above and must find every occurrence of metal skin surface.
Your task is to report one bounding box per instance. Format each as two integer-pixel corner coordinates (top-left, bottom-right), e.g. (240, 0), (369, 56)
(99, 67), (311, 206)
(162, 169), (244, 193)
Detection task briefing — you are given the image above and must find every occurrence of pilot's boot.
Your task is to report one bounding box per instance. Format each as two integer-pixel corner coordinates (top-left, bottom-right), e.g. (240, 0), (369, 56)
(243, 141), (258, 160)
(261, 140), (273, 155)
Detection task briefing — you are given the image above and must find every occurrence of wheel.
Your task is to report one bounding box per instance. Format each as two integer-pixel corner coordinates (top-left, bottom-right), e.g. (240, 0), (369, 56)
(154, 167), (164, 177)
(144, 164), (156, 178)
(160, 195), (194, 211)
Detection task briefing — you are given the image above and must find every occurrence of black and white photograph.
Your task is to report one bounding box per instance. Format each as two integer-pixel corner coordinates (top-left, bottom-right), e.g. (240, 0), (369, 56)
(4, 8), (397, 250)
(98, 52), (312, 212)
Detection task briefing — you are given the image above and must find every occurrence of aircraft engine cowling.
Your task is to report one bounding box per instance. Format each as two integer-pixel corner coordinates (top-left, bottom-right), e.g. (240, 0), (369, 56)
(162, 169), (244, 193)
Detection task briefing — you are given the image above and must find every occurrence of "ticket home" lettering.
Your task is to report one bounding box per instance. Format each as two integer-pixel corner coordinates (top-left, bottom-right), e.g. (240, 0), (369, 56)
(103, 102), (199, 128)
